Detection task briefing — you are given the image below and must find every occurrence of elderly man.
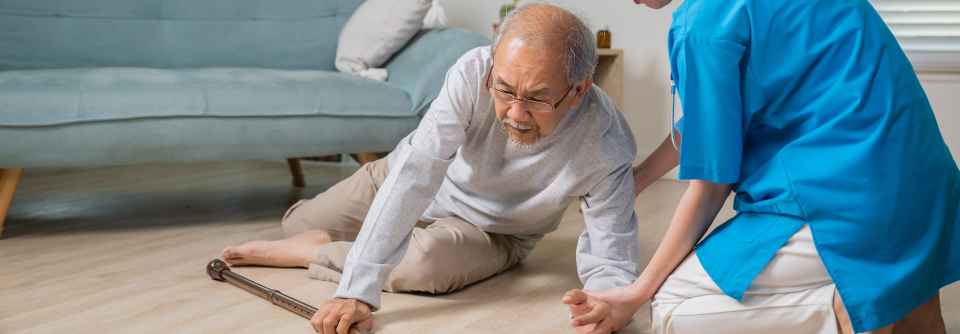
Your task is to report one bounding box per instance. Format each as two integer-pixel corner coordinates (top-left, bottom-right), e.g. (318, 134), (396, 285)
(221, 2), (640, 333)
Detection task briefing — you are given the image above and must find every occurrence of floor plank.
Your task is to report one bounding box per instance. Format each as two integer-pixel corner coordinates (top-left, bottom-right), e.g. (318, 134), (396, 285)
(0, 161), (956, 333)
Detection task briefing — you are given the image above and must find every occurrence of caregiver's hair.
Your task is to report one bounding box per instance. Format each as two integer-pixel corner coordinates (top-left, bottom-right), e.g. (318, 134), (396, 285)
(491, 1), (597, 86)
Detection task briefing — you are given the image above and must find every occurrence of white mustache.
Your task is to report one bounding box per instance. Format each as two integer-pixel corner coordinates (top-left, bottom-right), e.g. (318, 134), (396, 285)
(502, 117), (537, 130)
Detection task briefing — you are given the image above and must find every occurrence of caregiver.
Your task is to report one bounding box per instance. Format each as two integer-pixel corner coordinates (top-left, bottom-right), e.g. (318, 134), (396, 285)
(563, 0), (958, 333)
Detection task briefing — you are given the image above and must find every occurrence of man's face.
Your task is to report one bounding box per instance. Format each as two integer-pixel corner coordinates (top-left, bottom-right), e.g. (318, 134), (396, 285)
(632, 0), (672, 9)
(490, 38), (590, 148)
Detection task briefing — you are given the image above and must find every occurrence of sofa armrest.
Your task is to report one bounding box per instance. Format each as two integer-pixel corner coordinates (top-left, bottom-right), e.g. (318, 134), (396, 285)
(385, 28), (491, 117)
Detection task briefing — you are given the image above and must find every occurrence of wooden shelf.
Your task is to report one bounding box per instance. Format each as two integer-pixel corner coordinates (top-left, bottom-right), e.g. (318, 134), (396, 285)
(594, 48), (624, 108)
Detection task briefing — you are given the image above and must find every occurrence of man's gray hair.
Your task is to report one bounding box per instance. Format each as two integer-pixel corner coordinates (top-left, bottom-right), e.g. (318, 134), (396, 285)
(491, 1), (597, 86)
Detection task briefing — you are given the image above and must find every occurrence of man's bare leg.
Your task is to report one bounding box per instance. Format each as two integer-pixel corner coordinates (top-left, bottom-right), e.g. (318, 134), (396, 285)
(221, 230), (333, 268)
(835, 290), (944, 334)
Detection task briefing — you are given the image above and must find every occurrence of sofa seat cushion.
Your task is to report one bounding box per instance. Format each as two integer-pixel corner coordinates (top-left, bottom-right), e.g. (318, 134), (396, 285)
(0, 67), (415, 127)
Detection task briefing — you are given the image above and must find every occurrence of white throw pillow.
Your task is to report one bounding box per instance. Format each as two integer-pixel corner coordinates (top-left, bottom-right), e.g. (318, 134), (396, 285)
(335, 0), (434, 76)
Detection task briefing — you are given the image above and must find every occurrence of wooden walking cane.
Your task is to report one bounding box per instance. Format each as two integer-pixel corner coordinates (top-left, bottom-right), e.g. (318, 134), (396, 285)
(207, 259), (375, 334)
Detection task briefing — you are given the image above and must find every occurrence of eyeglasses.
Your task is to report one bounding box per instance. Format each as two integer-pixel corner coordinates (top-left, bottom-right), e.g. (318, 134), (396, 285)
(485, 65), (575, 113)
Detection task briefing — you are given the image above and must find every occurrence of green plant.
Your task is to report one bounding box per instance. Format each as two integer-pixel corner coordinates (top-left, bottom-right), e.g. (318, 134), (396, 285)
(499, 0), (520, 21)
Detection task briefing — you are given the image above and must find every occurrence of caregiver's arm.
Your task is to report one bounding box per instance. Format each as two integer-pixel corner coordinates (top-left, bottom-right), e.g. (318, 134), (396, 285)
(566, 179), (731, 332)
(632, 132), (681, 196)
(629, 179), (730, 300)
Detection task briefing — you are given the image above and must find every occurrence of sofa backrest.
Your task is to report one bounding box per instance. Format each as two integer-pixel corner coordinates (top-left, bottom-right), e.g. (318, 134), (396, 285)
(0, 0), (365, 72)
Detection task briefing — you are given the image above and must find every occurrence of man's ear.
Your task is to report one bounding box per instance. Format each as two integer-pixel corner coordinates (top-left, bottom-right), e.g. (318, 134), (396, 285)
(567, 77), (593, 109)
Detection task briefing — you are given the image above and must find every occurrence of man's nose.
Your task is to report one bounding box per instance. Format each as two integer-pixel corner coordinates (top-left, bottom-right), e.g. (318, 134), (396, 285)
(506, 101), (532, 122)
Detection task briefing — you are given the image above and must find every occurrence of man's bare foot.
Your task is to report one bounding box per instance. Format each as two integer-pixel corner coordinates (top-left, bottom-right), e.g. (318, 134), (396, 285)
(221, 230), (333, 268)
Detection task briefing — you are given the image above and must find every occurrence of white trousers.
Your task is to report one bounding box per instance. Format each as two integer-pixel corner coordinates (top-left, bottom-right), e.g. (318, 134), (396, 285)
(651, 224), (839, 334)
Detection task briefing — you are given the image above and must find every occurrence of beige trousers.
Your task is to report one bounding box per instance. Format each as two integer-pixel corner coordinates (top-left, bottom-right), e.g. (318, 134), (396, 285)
(652, 224), (838, 334)
(281, 158), (520, 294)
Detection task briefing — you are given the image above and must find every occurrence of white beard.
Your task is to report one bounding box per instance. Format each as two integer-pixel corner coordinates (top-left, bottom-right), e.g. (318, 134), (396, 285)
(499, 117), (542, 148)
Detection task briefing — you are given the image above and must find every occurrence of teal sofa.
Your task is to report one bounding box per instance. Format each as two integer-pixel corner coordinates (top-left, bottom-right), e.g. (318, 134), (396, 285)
(0, 0), (490, 234)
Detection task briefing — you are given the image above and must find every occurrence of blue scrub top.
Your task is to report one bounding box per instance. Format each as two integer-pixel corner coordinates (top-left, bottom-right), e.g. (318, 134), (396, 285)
(668, 0), (960, 331)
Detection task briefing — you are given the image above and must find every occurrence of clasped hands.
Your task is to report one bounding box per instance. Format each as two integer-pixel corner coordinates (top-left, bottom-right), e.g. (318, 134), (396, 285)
(562, 284), (649, 334)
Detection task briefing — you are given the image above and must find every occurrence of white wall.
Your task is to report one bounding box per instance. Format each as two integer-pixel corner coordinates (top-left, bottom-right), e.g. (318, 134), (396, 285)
(439, 0), (960, 177)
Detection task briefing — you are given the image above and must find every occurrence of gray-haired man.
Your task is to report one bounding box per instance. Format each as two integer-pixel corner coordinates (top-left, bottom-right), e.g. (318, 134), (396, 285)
(221, 3), (640, 333)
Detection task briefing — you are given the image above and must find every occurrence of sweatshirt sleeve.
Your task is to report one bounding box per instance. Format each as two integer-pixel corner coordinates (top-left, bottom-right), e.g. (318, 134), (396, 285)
(576, 162), (641, 292)
(332, 48), (485, 311)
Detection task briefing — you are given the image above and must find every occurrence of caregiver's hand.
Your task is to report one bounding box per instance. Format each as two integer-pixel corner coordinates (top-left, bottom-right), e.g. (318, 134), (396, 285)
(578, 132), (683, 215)
(563, 289), (615, 334)
(632, 133), (682, 197)
(632, 165), (652, 196)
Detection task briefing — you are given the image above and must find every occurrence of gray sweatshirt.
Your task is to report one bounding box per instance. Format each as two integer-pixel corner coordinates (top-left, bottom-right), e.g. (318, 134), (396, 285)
(334, 47), (640, 310)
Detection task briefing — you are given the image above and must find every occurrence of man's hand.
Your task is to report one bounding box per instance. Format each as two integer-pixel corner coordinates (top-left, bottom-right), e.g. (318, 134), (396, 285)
(311, 298), (373, 334)
(563, 289), (615, 334)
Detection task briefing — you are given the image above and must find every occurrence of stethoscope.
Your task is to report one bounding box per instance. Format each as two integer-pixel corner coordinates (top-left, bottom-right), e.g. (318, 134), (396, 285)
(670, 77), (681, 151)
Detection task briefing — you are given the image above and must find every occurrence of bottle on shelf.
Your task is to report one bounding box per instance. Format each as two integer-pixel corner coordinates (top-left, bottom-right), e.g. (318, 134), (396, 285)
(597, 25), (612, 49)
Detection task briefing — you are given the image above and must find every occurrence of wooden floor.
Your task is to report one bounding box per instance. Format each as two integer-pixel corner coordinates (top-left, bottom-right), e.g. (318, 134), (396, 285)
(0, 161), (957, 333)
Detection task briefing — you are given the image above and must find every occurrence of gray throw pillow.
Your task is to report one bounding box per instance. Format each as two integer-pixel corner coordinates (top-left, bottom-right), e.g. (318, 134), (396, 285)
(335, 0), (433, 75)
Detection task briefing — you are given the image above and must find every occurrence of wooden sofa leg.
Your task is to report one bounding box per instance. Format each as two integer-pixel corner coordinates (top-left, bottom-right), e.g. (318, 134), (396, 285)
(286, 159), (305, 187)
(357, 153), (378, 166)
(0, 168), (25, 237)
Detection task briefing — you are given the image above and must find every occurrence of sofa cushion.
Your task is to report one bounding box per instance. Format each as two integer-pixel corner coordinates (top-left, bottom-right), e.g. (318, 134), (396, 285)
(0, 67), (415, 127)
(0, 0), (367, 72)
